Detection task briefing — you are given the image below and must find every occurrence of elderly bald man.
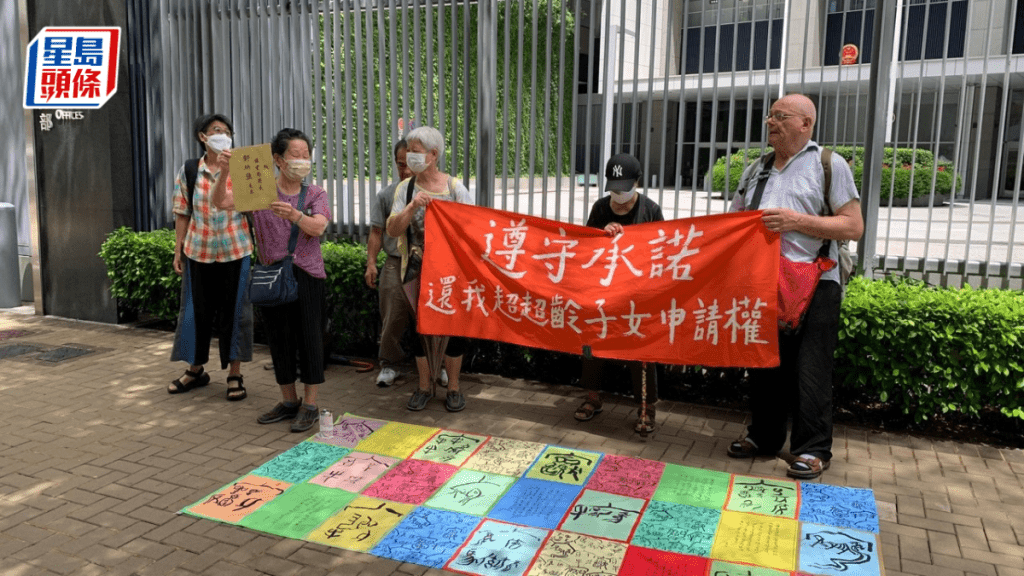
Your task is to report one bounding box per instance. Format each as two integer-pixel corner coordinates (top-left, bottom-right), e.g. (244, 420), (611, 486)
(726, 93), (864, 480)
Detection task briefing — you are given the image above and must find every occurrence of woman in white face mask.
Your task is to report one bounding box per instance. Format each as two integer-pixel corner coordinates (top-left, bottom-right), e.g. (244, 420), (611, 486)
(385, 126), (474, 414)
(212, 128), (332, 433)
(169, 113), (254, 403)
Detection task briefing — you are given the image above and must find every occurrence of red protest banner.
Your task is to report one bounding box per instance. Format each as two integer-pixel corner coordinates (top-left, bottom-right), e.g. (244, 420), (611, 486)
(416, 201), (780, 368)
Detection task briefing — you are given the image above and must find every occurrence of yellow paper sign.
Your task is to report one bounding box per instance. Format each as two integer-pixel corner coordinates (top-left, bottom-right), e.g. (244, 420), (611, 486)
(306, 496), (414, 551)
(355, 421), (439, 459)
(710, 511), (799, 571)
(229, 143), (277, 212)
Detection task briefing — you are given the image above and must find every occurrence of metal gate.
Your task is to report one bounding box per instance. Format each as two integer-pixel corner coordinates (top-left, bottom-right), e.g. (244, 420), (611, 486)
(141, 0), (1024, 288)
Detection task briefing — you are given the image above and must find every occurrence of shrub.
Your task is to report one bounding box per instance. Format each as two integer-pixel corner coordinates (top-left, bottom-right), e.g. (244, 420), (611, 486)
(836, 276), (1024, 422)
(101, 228), (1024, 425)
(710, 145), (962, 203)
(98, 227), (180, 322)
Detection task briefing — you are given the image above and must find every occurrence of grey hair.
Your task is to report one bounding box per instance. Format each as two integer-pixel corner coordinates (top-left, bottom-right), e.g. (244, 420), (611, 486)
(405, 126), (445, 159)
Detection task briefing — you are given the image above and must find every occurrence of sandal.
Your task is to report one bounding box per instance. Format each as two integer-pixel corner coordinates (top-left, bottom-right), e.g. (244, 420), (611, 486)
(727, 437), (762, 458)
(786, 454), (830, 480)
(168, 367), (210, 394)
(634, 404), (657, 434)
(573, 396), (603, 422)
(226, 375), (247, 401)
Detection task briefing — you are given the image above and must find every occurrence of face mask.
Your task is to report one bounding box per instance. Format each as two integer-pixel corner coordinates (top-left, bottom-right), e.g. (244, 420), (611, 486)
(284, 159), (311, 180)
(610, 188), (636, 205)
(205, 133), (232, 153)
(406, 152), (429, 174)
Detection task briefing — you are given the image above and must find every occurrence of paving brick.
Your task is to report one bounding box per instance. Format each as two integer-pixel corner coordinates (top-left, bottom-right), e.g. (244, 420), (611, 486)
(899, 534), (931, 564)
(932, 553), (998, 576)
(901, 559), (968, 576)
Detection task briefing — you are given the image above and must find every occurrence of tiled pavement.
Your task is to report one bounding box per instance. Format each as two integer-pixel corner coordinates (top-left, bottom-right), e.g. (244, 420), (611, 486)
(1, 309), (1022, 576)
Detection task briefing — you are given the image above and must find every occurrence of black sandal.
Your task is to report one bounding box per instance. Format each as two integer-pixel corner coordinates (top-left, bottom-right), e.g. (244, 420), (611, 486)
(168, 367), (210, 394)
(226, 375), (247, 401)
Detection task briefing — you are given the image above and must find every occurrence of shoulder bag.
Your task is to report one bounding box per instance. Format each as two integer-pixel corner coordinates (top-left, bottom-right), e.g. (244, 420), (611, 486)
(250, 184), (307, 307)
(747, 154), (837, 334)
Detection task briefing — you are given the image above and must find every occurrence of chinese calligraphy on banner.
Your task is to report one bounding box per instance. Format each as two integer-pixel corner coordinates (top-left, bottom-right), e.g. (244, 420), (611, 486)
(418, 202), (780, 368)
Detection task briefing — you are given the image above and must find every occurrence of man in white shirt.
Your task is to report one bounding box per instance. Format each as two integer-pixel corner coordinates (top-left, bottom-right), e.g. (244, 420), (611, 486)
(726, 94), (864, 480)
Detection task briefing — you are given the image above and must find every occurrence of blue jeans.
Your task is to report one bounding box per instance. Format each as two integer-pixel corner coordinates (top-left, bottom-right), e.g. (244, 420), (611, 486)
(745, 280), (842, 460)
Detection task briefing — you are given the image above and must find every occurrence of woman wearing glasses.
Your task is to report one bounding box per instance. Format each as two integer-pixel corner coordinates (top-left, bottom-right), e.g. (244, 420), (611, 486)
(169, 113), (254, 402)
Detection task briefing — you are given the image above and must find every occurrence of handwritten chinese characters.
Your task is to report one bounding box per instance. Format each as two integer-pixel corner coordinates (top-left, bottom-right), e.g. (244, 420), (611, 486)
(726, 476), (798, 519)
(308, 496), (414, 551)
(421, 202), (780, 368)
(560, 490), (646, 542)
(250, 442), (352, 484)
(463, 437), (546, 477)
(183, 416), (883, 576)
(188, 475), (289, 523)
(308, 451), (398, 493)
(632, 500), (720, 557)
(799, 484), (879, 533)
(314, 415), (387, 447)
(799, 524), (881, 576)
(413, 431), (487, 465)
(526, 447), (602, 485)
(372, 507), (481, 568)
(447, 520), (548, 576)
(362, 459), (457, 505)
(529, 530), (627, 576)
(586, 454), (666, 500)
(228, 144), (277, 211)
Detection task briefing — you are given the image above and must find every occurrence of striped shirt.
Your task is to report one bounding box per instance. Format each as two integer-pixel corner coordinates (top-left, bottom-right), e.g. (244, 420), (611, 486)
(172, 157), (253, 263)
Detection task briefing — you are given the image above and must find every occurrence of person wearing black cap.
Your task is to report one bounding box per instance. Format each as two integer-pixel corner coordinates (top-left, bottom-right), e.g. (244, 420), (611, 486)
(573, 153), (663, 433)
(168, 113), (254, 402)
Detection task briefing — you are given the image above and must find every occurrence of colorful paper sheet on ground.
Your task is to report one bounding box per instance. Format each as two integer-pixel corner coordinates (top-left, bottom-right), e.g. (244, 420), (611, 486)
(183, 414), (882, 576)
(416, 201), (781, 368)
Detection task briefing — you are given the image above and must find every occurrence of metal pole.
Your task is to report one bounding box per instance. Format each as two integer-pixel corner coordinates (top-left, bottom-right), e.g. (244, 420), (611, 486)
(860, 0), (898, 278)
(476, 0), (496, 208)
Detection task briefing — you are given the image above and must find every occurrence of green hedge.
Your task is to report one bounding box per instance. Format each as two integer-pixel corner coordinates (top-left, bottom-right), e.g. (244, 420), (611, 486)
(100, 228), (1024, 424)
(710, 146), (961, 203)
(836, 276), (1024, 422)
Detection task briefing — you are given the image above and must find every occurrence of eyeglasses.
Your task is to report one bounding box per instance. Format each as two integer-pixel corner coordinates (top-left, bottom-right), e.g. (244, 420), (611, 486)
(765, 112), (803, 123)
(206, 126), (233, 137)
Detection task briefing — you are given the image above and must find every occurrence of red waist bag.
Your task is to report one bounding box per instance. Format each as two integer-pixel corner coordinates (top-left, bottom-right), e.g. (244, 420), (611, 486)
(778, 254), (836, 334)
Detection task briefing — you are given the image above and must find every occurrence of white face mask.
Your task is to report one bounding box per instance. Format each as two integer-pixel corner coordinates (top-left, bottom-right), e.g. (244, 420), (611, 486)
(205, 133), (232, 153)
(406, 152), (429, 174)
(284, 159), (311, 180)
(610, 188), (636, 205)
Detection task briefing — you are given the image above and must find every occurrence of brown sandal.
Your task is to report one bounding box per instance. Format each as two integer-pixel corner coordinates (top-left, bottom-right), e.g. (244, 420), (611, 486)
(787, 455), (830, 479)
(573, 396), (603, 421)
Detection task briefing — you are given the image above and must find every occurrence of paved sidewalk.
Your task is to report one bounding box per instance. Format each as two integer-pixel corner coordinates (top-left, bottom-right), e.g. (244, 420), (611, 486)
(1, 309), (1022, 576)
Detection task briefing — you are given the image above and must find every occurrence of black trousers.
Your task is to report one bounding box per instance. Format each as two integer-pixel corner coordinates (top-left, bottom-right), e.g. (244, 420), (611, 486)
(260, 265), (326, 385)
(171, 256), (253, 369)
(745, 280), (842, 460)
(580, 357), (659, 404)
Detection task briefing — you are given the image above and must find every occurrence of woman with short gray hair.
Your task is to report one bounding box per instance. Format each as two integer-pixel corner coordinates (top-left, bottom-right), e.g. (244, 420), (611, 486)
(386, 126), (473, 412)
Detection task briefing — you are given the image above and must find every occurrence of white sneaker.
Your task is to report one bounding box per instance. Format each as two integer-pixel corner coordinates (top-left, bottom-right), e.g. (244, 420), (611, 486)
(376, 367), (399, 387)
(439, 368), (449, 388)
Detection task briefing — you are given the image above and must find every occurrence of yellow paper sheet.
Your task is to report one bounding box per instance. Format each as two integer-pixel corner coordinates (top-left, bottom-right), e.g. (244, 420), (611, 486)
(710, 510), (798, 571)
(355, 421), (439, 459)
(229, 143), (277, 212)
(306, 496), (414, 551)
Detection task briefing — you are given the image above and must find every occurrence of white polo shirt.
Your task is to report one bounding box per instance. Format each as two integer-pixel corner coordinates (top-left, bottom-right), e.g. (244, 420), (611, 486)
(730, 141), (860, 284)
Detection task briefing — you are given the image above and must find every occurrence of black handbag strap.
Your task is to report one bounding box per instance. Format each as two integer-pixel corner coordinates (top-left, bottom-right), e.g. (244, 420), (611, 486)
(748, 152), (831, 259)
(285, 184), (308, 256)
